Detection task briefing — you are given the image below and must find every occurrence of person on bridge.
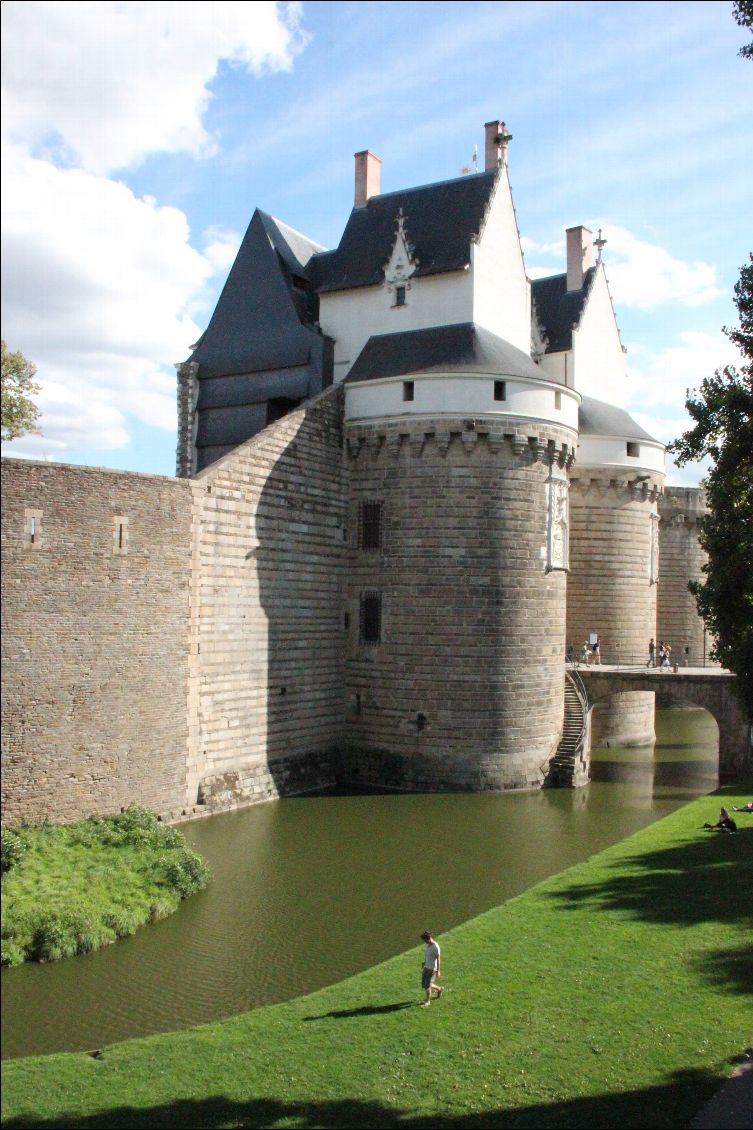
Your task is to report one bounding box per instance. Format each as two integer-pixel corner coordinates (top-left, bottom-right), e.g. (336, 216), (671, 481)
(647, 639), (656, 668)
(581, 640), (592, 665)
(592, 637), (602, 665)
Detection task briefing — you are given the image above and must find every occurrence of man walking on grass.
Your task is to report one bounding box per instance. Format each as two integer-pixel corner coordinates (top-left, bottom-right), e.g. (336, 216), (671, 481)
(420, 930), (443, 1007)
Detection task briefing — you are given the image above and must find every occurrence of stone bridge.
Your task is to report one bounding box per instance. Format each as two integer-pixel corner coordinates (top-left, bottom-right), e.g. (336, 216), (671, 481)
(576, 666), (752, 781)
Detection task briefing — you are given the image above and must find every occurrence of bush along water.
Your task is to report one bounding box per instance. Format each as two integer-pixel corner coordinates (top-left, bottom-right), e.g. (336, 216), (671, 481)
(1, 807), (209, 967)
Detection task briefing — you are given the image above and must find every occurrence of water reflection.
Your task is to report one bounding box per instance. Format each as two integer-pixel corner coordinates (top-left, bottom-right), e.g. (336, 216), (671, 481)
(1, 707), (718, 1060)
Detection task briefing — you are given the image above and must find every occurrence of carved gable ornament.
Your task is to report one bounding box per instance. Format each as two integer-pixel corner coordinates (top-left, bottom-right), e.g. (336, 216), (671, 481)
(383, 208), (419, 295)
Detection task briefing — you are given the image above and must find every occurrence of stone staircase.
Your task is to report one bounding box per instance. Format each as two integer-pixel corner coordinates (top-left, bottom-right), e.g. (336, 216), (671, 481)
(546, 669), (590, 787)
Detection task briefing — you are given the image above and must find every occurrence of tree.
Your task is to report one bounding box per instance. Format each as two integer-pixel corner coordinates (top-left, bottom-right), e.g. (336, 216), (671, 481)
(668, 257), (753, 720)
(733, 0), (753, 60)
(1, 341), (41, 442)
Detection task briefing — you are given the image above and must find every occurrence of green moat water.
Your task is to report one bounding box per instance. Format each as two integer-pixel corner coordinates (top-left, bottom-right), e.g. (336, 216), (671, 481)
(1, 707), (719, 1060)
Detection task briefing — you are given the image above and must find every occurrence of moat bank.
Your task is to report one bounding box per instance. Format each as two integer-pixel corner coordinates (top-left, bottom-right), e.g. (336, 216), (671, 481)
(0, 707), (718, 1060)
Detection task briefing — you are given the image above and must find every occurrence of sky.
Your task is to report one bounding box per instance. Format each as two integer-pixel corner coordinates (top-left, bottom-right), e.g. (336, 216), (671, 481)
(1, 0), (751, 484)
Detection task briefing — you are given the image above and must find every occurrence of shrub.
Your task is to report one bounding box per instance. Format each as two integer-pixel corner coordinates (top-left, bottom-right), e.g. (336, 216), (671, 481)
(103, 908), (143, 938)
(1, 827), (25, 873)
(149, 898), (175, 923)
(28, 913), (75, 963)
(1, 937), (25, 967)
(162, 849), (210, 898)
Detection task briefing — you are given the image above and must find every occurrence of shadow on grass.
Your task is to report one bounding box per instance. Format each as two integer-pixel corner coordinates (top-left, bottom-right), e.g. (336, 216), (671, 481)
(693, 943), (753, 997)
(0, 1066), (740, 1129)
(303, 1001), (415, 1021)
(548, 815), (752, 998)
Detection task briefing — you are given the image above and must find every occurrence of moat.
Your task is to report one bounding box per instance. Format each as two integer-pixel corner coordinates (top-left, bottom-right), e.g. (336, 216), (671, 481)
(1, 706), (719, 1060)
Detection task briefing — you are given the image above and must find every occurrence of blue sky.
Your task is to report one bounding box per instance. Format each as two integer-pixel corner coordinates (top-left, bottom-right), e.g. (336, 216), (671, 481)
(2, 0), (751, 483)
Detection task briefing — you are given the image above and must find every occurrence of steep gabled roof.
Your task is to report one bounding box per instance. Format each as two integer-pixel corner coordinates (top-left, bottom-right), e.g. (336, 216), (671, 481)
(344, 322), (548, 384)
(189, 209), (323, 378)
(579, 396), (660, 443)
(312, 170), (498, 294)
(531, 267), (596, 352)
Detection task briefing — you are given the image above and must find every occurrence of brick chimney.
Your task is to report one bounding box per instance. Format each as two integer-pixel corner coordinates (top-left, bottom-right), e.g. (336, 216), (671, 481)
(484, 120), (512, 170)
(354, 150), (381, 208)
(566, 226), (593, 291)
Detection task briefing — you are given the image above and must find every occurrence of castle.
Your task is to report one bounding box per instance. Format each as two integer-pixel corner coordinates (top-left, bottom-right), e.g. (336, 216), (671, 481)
(1, 120), (715, 824)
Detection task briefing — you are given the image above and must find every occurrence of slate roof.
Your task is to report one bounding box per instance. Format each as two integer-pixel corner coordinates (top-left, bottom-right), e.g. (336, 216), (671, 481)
(189, 209), (324, 379)
(257, 211), (326, 278)
(312, 170), (498, 293)
(344, 322), (549, 384)
(579, 396), (660, 443)
(531, 268), (596, 352)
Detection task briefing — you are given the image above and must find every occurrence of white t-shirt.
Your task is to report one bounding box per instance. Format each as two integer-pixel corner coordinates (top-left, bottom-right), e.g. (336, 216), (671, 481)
(424, 941), (440, 970)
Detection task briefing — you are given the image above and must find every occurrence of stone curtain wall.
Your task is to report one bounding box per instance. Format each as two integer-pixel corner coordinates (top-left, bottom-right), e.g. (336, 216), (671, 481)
(1, 460), (193, 824)
(188, 386), (348, 810)
(343, 419), (574, 791)
(658, 488), (716, 667)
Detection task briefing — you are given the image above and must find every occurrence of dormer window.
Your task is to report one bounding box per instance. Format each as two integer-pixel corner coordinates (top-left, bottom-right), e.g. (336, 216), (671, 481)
(384, 207), (418, 305)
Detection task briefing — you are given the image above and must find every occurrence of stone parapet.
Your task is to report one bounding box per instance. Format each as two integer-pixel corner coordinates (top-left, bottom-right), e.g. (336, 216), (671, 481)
(345, 417), (576, 469)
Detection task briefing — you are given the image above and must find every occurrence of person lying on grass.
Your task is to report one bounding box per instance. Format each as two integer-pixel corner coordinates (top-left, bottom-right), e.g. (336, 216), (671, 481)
(703, 807), (737, 833)
(732, 801), (753, 813)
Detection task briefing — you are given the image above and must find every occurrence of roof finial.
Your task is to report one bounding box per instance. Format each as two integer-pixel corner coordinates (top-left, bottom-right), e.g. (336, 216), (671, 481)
(594, 228), (607, 263)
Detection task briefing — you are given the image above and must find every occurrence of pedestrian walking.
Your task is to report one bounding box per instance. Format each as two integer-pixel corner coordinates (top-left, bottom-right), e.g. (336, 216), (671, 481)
(419, 930), (444, 1007)
(647, 638), (656, 668)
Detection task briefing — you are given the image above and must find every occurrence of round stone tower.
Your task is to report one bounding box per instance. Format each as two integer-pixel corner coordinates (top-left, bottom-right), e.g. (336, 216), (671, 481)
(341, 323), (577, 791)
(658, 487), (714, 666)
(567, 397), (665, 746)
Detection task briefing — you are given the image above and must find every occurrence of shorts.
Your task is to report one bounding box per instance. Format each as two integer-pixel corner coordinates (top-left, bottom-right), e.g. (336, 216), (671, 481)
(421, 967), (436, 991)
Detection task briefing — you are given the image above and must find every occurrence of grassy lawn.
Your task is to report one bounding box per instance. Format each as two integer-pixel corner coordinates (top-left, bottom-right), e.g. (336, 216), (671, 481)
(1, 808), (209, 966)
(2, 783), (751, 1129)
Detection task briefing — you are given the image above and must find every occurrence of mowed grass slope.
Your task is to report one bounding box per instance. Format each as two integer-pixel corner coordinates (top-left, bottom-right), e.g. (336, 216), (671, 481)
(2, 784), (752, 1130)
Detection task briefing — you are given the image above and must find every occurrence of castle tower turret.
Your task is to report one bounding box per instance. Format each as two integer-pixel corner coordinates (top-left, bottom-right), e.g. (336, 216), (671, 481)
(658, 487), (715, 666)
(341, 323), (578, 790)
(567, 398), (665, 746)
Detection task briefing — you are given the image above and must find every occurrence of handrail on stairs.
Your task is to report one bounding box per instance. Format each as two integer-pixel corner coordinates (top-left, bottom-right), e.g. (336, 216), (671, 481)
(565, 662), (589, 757)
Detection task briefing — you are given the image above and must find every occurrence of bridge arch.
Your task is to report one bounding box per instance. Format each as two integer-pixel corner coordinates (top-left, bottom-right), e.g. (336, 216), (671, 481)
(577, 668), (751, 781)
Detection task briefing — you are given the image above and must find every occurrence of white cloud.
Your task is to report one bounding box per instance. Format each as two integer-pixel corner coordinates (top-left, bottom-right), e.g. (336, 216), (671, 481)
(598, 225), (724, 310)
(202, 226), (242, 274)
(625, 329), (742, 412)
(623, 331), (743, 486)
(1, 2), (310, 459)
(1, 145), (217, 454)
(523, 225), (724, 309)
(1, 1), (308, 174)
